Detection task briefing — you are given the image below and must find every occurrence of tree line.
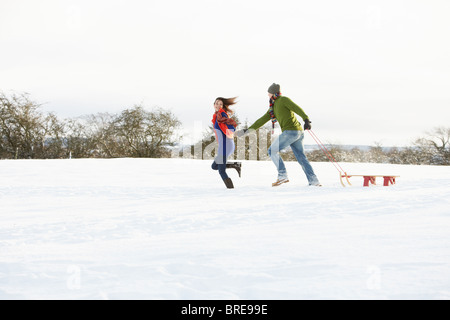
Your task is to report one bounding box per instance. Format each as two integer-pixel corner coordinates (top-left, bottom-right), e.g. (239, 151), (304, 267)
(0, 92), (181, 159)
(1, 91), (449, 165)
(299, 131), (450, 166)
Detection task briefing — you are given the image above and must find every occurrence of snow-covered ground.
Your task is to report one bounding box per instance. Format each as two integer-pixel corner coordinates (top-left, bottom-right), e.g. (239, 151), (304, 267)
(0, 158), (449, 300)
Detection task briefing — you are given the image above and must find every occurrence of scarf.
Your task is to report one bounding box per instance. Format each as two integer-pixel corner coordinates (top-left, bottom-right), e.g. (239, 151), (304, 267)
(269, 92), (281, 133)
(213, 109), (237, 127)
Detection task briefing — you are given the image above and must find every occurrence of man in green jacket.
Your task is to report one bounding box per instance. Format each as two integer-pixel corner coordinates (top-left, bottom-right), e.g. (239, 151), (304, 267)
(238, 83), (321, 187)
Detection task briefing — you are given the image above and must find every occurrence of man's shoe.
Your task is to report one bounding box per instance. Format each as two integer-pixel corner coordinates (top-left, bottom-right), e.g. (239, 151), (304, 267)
(272, 178), (289, 187)
(309, 182), (322, 187)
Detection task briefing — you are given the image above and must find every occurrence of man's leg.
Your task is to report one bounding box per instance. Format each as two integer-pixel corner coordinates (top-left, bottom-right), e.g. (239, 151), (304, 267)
(268, 131), (299, 181)
(290, 131), (320, 185)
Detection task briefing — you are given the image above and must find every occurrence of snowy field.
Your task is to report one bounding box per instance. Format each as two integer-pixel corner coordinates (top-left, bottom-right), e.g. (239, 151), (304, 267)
(0, 158), (449, 300)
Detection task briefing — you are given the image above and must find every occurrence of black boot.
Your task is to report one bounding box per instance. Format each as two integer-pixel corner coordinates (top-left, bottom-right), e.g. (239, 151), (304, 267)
(223, 178), (234, 189)
(226, 162), (242, 178)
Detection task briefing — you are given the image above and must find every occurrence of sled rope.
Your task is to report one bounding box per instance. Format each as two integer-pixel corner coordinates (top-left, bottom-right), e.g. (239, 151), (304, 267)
(307, 129), (347, 176)
(306, 130), (399, 187)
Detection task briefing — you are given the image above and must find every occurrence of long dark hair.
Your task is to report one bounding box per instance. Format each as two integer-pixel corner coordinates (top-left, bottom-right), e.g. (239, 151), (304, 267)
(215, 97), (238, 114)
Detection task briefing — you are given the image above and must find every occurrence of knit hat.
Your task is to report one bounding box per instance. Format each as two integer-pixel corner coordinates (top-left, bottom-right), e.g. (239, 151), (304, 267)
(268, 83), (280, 94)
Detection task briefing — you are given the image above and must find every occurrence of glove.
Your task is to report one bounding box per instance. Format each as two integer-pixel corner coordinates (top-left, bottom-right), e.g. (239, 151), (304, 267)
(303, 119), (312, 130)
(235, 129), (248, 137)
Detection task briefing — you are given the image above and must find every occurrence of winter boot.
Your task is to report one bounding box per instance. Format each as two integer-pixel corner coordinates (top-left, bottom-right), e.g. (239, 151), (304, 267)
(226, 162), (242, 178)
(223, 178), (234, 189)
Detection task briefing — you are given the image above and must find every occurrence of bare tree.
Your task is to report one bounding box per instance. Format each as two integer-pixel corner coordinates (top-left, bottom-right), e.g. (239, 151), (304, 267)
(64, 116), (102, 158)
(414, 127), (450, 165)
(112, 105), (181, 158)
(42, 112), (66, 158)
(0, 92), (48, 159)
(83, 113), (117, 157)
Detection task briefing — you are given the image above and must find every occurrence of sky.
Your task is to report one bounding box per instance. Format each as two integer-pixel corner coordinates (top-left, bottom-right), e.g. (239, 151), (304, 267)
(1, 0), (449, 146)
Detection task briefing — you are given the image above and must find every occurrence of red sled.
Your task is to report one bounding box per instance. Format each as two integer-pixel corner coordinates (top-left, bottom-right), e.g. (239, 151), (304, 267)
(340, 174), (399, 187)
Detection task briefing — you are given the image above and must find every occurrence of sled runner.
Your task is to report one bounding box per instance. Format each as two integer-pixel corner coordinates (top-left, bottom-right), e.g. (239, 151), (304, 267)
(339, 174), (400, 187)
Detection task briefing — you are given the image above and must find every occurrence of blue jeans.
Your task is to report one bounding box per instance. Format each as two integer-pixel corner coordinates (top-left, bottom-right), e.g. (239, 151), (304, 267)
(211, 129), (235, 180)
(268, 130), (320, 185)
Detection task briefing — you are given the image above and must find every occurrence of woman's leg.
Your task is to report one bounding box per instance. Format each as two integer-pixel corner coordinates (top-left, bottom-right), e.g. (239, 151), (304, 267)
(213, 129), (234, 181)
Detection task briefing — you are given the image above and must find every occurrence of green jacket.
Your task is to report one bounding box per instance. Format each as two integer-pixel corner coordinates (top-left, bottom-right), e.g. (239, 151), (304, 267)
(248, 96), (309, 132)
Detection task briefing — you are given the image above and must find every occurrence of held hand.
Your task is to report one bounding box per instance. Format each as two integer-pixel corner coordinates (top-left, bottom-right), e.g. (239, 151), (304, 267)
(304, 119), (312, 130)
(235, 129), (248, 137)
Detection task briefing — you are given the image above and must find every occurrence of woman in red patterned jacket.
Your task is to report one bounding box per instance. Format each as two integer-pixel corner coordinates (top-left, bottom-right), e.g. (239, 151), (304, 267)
(211, 97), (242, 189)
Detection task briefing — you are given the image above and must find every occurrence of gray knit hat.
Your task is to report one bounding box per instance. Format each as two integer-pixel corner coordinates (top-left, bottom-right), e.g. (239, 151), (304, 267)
(268, 83), (280, 94)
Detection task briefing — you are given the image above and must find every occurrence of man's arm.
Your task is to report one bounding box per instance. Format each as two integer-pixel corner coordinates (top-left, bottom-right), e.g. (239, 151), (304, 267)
(284, 97), (309, 121)
(248, 112), (271, 131)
